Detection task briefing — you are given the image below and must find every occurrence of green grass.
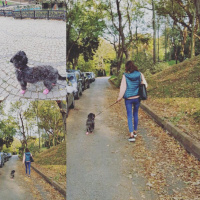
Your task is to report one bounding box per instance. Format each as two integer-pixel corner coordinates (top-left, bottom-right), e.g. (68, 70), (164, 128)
(147, 55), (200, 98)
(146, 55), (200, 133)
(34, 142), (66, 165)
(167, 60), (180, 66)
(0, 1), (13, 6)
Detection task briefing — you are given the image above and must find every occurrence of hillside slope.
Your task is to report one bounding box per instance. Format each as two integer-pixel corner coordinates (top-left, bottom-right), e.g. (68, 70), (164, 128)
(147, 55), (200, 98)
(34, 142), (66, 165)
(144, 55), (200, 141)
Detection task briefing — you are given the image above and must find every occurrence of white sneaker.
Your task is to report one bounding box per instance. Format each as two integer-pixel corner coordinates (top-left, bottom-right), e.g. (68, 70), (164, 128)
(128, 137), (135, 142)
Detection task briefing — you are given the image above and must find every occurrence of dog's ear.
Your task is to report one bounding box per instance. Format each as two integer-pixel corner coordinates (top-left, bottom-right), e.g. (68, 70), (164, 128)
(21, 51), (26, 56)
(21, 55), (28, 65)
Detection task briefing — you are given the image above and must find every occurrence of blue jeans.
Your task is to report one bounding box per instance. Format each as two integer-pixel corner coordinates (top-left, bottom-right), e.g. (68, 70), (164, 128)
(25, 161), (31, 175)
(125, 98), (140, 133)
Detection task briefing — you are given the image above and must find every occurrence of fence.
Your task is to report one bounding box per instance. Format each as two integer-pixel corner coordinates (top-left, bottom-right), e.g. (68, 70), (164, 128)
(0, 10), (66, 21)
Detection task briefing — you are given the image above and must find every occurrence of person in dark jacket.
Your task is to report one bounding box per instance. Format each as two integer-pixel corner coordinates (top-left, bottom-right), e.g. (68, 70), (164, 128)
(117, 61), (147, 142)
(23, 148), (32, 177)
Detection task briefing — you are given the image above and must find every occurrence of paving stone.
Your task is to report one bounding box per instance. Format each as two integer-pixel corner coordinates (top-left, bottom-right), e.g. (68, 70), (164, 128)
(31, 92), (39, 99)
(0, 17), (66, 100)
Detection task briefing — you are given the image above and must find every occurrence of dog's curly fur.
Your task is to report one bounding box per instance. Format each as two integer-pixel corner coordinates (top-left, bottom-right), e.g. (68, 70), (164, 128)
(10, 170), (15, 179)
(10, 51), (66, 92)
(86, 113), (95, 133)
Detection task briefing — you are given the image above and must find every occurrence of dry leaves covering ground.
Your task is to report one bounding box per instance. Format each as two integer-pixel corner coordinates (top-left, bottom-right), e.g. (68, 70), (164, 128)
(143, 97), (200, 142)
(17, 159), (65, 200)
(108, 83), (200, 200)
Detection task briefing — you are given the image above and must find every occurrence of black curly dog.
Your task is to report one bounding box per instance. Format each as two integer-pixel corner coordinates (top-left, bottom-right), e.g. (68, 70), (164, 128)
(86, 113), (95, 134)
(10, 170), (15, 179)
(10, 51), (66, 95)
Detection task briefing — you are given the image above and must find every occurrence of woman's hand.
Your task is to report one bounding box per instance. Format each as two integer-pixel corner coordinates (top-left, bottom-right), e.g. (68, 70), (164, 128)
(117, 97), (122, 102)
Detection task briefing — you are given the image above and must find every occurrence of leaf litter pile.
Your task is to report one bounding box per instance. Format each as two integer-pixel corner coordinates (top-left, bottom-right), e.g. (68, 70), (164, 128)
(17, 159), (65, 200)
(107, 83), (200, 200)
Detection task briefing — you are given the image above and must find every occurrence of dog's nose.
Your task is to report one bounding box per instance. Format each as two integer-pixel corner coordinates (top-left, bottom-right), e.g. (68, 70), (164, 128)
(10, 58), (13, 63)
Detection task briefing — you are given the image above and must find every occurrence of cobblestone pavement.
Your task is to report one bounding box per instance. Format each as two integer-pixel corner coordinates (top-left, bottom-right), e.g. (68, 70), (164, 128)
(0, 17), (66, 100)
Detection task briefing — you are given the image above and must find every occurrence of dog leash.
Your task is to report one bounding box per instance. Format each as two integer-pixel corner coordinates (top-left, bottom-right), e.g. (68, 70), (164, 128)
(96, 101), (118, 117)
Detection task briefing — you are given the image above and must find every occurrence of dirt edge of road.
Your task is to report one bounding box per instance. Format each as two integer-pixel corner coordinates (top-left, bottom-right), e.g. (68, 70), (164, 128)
(140, 103), (200, 160)
(18, 156), (66, 199)
(31, 164), (66, 199)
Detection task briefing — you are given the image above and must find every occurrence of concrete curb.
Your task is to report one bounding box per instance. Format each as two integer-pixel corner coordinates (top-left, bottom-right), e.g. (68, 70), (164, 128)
(31, 164), (66, 199)
(140, 102), (200, 160)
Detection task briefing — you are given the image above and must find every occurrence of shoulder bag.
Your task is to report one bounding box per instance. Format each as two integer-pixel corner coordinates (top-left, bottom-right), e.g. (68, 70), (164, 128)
(30, 155), (34, 162)
(138, 73), (147, 100)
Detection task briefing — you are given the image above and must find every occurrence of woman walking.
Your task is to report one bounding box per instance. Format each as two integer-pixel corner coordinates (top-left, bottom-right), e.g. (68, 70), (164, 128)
(117, 61), (148, 142)
(23, 148), (32, 177)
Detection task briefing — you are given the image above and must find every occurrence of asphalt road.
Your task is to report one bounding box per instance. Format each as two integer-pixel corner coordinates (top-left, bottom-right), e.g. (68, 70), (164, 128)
(67, 77), (143, 200)
(0, 155), (65, 200)
(0, 155), (33, 200)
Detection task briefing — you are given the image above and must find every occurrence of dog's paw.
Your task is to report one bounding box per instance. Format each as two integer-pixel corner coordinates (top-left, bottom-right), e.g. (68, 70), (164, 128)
(20, 90), (26, 94)
(43, 89), (49, 94)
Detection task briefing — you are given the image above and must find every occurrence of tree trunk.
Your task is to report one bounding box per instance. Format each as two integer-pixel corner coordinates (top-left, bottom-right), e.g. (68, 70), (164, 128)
(136, 18), (138, 55)
(157, 20), (160, 62)
(180, 26), (188, 61)
(195, 0), (200, 28)
(191, 7), (196, 58)
(152, 0), (156, 64)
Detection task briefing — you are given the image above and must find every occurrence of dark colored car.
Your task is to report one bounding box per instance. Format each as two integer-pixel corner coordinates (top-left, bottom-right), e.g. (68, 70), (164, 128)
(85, 72), (92, 83)
(67, 72), (82, 99)
(7, 153), (12, 158)
(66, 84), (75, 117)
(67, 69), (85, 92)
(0, 152), (5, 167)
(82, 72), (90, 89)
(3, 153), (9, 162)
(86, 72), (95, 82)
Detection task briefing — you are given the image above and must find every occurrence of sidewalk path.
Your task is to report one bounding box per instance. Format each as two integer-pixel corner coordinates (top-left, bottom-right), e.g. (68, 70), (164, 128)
(0, 155), (65, 200)
(0, 17), (66, 100)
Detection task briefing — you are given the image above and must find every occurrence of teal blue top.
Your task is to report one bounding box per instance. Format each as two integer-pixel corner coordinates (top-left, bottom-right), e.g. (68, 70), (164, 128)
(25, 152), (31, 162)
(123, 71), (141, 99)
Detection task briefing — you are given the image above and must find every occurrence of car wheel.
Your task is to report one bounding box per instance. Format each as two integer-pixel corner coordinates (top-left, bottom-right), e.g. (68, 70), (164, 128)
(76, 91), (80, 99)
(66, 106), (69, 118)
(69, 96), (75, 109)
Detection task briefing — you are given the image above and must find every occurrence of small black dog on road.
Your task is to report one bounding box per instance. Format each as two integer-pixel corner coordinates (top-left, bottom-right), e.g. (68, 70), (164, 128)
(10, 51), (66, 95)
(10, 170), (15, 179)
(86, 113), (95, 134)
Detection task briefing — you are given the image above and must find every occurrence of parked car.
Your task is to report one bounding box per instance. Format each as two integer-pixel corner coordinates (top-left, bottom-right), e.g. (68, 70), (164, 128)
(7, 153), (12, 158)
(3, 153), (8, 162)
(85, 72), (92, 83)
(82, 72), (90, 89)
(67, 69), (85, 91)
(0, 152), (5, 167)
(66, 84), (75, 117)
(86, 72), (95, 82)
(67, 72), (82, 99)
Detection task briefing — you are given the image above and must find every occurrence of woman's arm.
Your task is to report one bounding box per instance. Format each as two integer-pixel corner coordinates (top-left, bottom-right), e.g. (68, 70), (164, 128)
(23, 153), (25, 164)
(117, 75), (126, 101)
(141, 73), (148, 88)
